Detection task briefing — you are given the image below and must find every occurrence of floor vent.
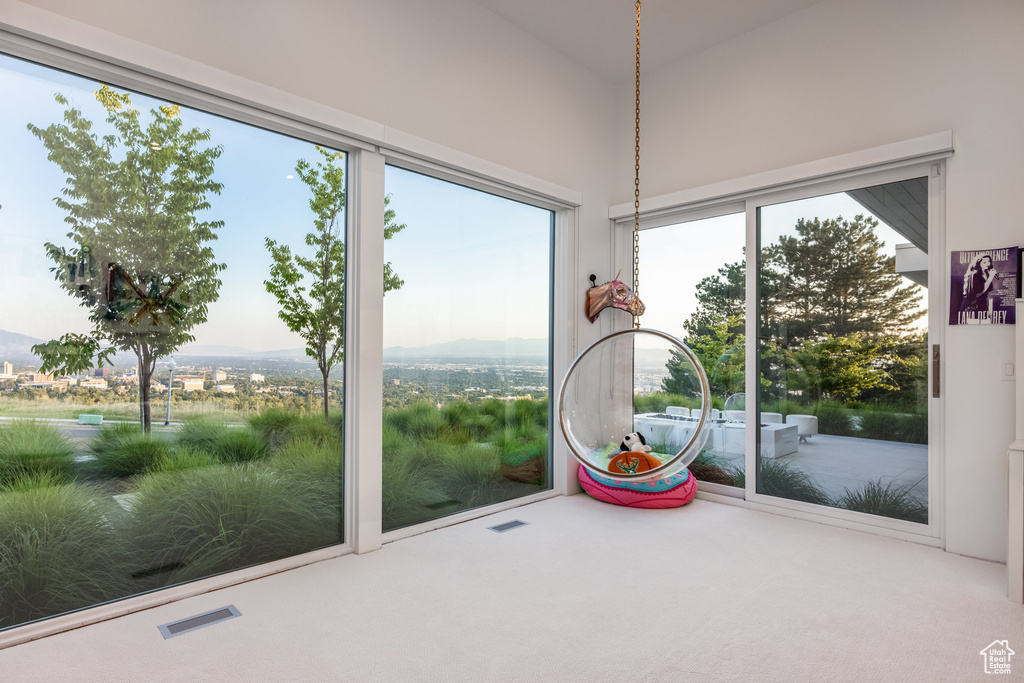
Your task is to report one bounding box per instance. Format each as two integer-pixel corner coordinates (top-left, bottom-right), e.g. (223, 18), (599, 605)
(159, 605), (241, 639)
(488, 520), (529, 533)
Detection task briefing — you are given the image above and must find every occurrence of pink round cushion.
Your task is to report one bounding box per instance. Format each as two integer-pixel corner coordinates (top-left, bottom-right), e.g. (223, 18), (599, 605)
(578, 464), (698, 509)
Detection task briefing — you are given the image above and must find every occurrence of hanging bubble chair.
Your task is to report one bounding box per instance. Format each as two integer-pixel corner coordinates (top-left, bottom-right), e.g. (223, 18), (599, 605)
(558, 328), (712, 486)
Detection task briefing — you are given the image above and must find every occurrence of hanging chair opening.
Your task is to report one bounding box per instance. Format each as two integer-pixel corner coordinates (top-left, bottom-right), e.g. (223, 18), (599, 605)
(558, 328), (711, 483)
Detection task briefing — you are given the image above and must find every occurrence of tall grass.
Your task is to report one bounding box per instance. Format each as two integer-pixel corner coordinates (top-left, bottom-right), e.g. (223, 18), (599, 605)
(734, 457), (832, 506)
(90, 428), (173, 478)
(0, 484), (128, 627)
(130, 464), (340, 584)
(835, 480), (928, 524)
(857, 409), (927, 444)
(0, 421), (76, 485)
(812, 401), (855, 437)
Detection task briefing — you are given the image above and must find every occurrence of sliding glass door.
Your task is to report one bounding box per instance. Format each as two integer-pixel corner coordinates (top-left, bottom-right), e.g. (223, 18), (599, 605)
(755, 179), (930, 524)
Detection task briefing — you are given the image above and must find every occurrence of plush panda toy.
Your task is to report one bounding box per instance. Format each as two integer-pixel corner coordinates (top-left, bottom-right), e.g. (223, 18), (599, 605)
(620, 431), (652, 454)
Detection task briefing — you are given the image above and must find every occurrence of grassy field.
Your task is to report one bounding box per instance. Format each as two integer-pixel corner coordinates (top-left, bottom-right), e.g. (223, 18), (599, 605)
(0, 398), (249, 423)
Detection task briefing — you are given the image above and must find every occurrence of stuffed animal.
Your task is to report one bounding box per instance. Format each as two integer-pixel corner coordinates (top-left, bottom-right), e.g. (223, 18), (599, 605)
(608, 432), (661, 475)
(620, 431), (651, 453)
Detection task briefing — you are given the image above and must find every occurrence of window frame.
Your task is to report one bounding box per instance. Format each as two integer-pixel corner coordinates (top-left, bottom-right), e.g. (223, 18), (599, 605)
(611, 136), (950, 545)
(0, 22), (578, 646)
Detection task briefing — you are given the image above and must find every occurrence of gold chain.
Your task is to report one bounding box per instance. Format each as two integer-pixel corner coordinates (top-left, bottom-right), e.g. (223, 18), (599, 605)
(633, 0), (641, 329)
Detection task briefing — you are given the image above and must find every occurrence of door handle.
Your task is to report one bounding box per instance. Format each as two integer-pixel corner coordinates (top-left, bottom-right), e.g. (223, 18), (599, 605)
(932, 344), (940, 398)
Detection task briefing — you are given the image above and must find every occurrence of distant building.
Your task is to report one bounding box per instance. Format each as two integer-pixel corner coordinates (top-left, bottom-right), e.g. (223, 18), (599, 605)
(181, 379), (205, 392)
(312, 390), (334, 397)
(24, 373), (53, 382)
(94, 368), (112, 378)
(213, 370), (227, 382)
(2, 361), (12, 375)
(214, 384), (236, 394)
(249, 373), (265, 383)
(58, 376), (79, 386)
(392, 379), (401, 386)
(21, 381), (68, 391)
(79, 378), (109, 390)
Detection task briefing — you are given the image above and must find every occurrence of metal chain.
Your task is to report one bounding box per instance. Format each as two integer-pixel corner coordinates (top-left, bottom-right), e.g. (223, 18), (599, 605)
(633, 0), (641, 329)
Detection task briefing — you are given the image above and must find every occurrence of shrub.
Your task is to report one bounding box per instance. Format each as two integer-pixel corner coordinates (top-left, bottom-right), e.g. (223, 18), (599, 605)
(388, 403), (445, 441)
(434, 443), (503, 508)
(286, 416), (340, 449)
(0, 484), (128, 628)
(812, 401), (855, 437)
(734, 457), (832, 506)
(271, 437), (343, 519)
(382, 452), (450, 530)
(761, 399), (805, 418)
(856, 410), (903, 442)
(175, 418), (231, 452)
(152, 448), (218, 474)
(0, 471), (70, 493)
(208, 428), (269, 464)
(247, 410), (301, 450)
(633, 392), (699, 415)
(0, 421), (76, 484)
(836, 480), (928, 524)
(130, 464), (340, 584)
(90, 429), (173, 478)
(856, 409), (928, 445)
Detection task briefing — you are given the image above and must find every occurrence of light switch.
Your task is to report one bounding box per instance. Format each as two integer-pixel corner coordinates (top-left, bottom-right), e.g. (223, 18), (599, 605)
(1002, 360), (1016, 381)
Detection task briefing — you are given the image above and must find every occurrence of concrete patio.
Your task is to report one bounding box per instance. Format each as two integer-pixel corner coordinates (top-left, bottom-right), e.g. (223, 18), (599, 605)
(709, 433), (928, 499)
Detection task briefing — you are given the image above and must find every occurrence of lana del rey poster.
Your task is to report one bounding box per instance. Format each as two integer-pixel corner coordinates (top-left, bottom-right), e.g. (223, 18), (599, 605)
(949, 246), (1018, 325)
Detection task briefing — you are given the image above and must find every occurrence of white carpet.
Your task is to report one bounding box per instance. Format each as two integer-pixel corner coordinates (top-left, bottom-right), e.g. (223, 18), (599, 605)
(1, 494), (1021, 682)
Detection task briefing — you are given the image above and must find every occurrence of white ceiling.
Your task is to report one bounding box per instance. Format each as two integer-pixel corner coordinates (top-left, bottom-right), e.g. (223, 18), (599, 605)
(473, 0), (824, 83)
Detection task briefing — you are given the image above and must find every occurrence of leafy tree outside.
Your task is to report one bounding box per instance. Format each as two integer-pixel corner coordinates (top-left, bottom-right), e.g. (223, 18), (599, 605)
(28, 86), (225, 432)
(664, 214), (926, 406)
(265, 146), (407, 419)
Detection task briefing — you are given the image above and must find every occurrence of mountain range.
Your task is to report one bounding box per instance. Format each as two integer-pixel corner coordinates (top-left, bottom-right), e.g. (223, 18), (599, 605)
(0, 330), (549, 362)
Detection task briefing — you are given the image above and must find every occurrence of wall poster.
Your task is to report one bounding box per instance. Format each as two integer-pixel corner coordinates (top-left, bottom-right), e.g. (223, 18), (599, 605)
(949, 246), (1018, 325)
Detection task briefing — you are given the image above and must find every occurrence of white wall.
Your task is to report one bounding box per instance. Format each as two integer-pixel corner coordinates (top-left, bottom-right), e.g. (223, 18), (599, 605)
(615, 0), (1024, 561)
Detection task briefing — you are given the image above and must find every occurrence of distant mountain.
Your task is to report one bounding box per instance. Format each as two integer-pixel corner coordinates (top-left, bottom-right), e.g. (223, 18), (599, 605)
(384, 337), (548, 359)
(178, 344), (308, 359)
(0, 329), (44, 360)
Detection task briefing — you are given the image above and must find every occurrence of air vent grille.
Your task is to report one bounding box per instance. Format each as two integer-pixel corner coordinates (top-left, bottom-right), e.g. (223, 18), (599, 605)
(488, 520), (529, 533)
(159, 605), (241, 639)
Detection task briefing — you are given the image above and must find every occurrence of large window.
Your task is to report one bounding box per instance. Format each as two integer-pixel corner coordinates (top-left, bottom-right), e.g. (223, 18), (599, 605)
(756, 180), (929, 523)
(0, 54), (344, 630)
(381, 166), (553, 531)
(638, 213), (746, 488)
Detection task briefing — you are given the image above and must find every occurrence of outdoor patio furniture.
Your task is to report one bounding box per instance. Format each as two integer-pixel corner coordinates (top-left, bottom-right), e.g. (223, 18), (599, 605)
(666, 406), (689, 417)
(786, 414), (818, 443)
(761, 412), (783, 424)
(724, 410), (745, 422)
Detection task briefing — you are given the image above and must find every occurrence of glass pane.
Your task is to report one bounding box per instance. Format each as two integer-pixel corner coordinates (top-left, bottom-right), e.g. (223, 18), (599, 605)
(0, 54), (343, 630)
(638, 213), (746, 487)
(382, 166), (552, 531)
(757, 180), (929, 523)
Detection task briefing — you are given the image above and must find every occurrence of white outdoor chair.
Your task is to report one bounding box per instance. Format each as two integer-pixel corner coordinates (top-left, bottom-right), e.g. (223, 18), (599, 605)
(666, 406), (689, 417)
(786, 414), (818, 443)
(761, 412), (783, 424)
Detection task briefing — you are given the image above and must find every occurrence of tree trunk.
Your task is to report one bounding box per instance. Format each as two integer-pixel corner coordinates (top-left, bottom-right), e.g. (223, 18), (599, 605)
(137, 346), (154, 433)
(322, 369), (330, 421)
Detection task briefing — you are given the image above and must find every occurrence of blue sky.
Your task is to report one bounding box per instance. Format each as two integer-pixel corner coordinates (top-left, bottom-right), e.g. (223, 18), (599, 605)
(641, 193), (927, 338)
(0, 53), (552, 352)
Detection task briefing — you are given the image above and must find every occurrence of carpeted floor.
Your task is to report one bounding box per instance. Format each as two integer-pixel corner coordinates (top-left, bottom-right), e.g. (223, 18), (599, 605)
(1, 494), (1021, 682)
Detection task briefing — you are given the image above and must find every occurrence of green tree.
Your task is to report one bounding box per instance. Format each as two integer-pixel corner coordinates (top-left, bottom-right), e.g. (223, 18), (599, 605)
(265, 146), (406, 419)
(669, 214), (925, 404)
(784, 334), (896, 402)
(28, 86), (225, 432)
(664, 314), (745, 398)
(764, 215), (923, 342)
